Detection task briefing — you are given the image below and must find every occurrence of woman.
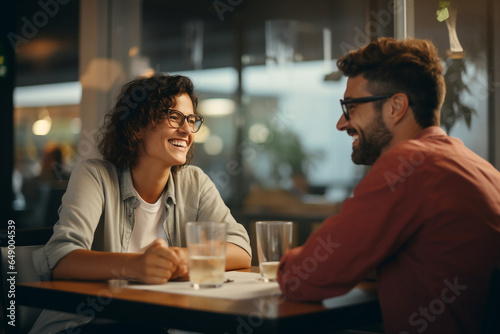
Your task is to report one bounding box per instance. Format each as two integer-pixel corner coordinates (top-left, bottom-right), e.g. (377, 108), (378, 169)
(30, 74), (252, 333)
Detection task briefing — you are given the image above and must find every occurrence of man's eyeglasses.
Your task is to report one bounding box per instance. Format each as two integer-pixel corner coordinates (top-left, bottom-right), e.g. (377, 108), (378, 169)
(164, 109), (204, 133)
(339, 94), (393, 121)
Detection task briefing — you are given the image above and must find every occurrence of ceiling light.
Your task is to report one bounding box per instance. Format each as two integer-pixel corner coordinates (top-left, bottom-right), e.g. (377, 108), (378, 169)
(204, 135), (224, 156)
(32, 118), (51, 136)
(198, 98), (235, 117)
(249, 124), (270, 144)
(194, 125), (210, 143)
(32, 109), (52, 136)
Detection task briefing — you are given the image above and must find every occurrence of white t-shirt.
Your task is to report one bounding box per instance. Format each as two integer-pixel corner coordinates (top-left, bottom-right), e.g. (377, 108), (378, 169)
(128, 188), (168, 253)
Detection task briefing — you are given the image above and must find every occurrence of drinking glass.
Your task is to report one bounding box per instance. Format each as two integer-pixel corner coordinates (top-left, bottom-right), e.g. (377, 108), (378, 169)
(186, 222), (227, 289)
(255, 221), (293, 282)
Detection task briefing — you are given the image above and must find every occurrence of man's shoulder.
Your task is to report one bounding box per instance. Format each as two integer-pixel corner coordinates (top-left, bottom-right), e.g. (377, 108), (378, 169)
(380, 128), (458, 165)
(376, 139), (430, 169)
(364, 139), (436, 192)
(374, 131), (499, 185)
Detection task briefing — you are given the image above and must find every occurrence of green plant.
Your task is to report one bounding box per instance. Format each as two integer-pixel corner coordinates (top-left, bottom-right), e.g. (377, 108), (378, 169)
(441, 58), (476, 133)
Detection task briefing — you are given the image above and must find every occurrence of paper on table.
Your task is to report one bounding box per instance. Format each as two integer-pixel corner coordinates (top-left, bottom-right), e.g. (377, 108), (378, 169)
(127, 271), (282, 300)
(322, 287), (377, 309)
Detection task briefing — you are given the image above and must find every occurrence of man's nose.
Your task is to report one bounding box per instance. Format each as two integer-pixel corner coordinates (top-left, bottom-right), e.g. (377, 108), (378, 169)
(336, 113), (349, 131)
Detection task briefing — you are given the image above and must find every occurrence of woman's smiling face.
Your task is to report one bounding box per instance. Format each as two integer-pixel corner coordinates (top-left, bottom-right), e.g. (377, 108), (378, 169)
(138, 93), (196, 169)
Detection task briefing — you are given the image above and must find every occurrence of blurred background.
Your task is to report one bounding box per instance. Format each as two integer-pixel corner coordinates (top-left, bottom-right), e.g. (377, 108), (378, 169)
(1, 0), (499, 244)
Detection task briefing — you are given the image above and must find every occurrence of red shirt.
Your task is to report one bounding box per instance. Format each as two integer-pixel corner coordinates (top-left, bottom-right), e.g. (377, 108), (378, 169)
(277, 127), (500, 334)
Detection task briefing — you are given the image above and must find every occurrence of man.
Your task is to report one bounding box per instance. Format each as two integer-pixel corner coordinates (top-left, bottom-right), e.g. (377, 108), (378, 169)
(277, 37), (500, 333)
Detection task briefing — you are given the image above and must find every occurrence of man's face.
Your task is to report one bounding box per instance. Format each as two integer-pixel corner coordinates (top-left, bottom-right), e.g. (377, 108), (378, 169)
(337, 75), (393, 165)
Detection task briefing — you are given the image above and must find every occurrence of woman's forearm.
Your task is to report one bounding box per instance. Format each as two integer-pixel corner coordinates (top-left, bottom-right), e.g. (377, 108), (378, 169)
(53, 240), (187, 284)
(225, 242), (251, 270)
(53, 242), (250, 282)
(52, 249), (138, 281)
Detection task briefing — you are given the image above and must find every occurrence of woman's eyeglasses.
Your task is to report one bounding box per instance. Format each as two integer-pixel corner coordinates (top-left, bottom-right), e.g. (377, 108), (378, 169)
(164, 109), (204, 133)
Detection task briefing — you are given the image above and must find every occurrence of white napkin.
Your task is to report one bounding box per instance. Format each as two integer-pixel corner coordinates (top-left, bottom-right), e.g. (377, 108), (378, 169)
(127, 271), (282, 300)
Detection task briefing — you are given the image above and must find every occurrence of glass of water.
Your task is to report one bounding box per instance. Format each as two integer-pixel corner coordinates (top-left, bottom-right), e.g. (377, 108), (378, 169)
(255, 221), (293, 282)
(186, 222), (227, 289)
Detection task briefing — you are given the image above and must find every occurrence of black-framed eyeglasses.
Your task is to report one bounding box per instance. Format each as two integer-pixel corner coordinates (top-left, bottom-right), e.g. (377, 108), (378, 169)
(339, 94), (393, 121)
(164, 109), (204, 133)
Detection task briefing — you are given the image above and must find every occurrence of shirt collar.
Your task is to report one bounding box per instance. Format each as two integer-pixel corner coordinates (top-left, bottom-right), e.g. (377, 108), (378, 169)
(413, 126), (447, 140)
(165, 171), (176, 205)
(120, 166), (176, 205)
(120, 166), (136, 201)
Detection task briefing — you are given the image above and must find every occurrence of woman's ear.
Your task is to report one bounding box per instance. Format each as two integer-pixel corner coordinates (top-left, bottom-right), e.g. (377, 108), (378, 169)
(137, 126), (145, 139)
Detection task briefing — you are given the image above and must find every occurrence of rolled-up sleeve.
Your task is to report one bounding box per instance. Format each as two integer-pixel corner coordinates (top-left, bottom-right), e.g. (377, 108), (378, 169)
(194, 169), (252, 258)
(33, 160), (107, 280)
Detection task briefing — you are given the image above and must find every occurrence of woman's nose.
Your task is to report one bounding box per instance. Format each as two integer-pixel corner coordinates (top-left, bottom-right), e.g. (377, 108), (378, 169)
(178, 119), (191, 134)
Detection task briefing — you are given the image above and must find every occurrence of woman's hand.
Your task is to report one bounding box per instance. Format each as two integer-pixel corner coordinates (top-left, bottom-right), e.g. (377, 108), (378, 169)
(129, 239), (186, 284)
(169, 247), (189, 279)
(52, 240), (190, 283)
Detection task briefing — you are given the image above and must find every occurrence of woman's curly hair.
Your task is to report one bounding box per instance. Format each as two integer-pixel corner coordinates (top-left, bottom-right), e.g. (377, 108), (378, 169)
(97, 74), (198, 172)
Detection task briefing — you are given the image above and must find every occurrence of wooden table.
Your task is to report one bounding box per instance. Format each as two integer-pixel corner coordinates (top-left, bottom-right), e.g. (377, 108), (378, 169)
(16, 268), (381, 333)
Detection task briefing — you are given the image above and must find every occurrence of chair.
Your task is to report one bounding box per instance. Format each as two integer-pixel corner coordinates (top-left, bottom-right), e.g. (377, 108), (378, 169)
(0, 227), (53, 247)
(482, 264), (500, 334)
(0, 245), (44, 334)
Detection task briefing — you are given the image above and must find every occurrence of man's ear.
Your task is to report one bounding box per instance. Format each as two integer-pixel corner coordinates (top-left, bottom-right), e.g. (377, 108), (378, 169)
(388, 93), (411, 125)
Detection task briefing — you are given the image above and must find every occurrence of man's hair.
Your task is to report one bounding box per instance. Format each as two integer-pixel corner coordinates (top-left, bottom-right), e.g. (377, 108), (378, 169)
(337, 38), (445, 128)
(98, 74), (198, 172)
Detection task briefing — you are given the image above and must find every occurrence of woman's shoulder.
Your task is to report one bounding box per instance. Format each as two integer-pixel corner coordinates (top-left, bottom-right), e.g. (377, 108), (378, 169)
(77, 158), (115, 171)
(176, 165), (204, 175)
(74, 159), (119, 180)
(174, 165), (211, 185)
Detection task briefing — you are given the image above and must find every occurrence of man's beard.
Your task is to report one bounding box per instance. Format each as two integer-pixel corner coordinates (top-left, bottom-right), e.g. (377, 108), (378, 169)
(351, 112), (393, 165)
